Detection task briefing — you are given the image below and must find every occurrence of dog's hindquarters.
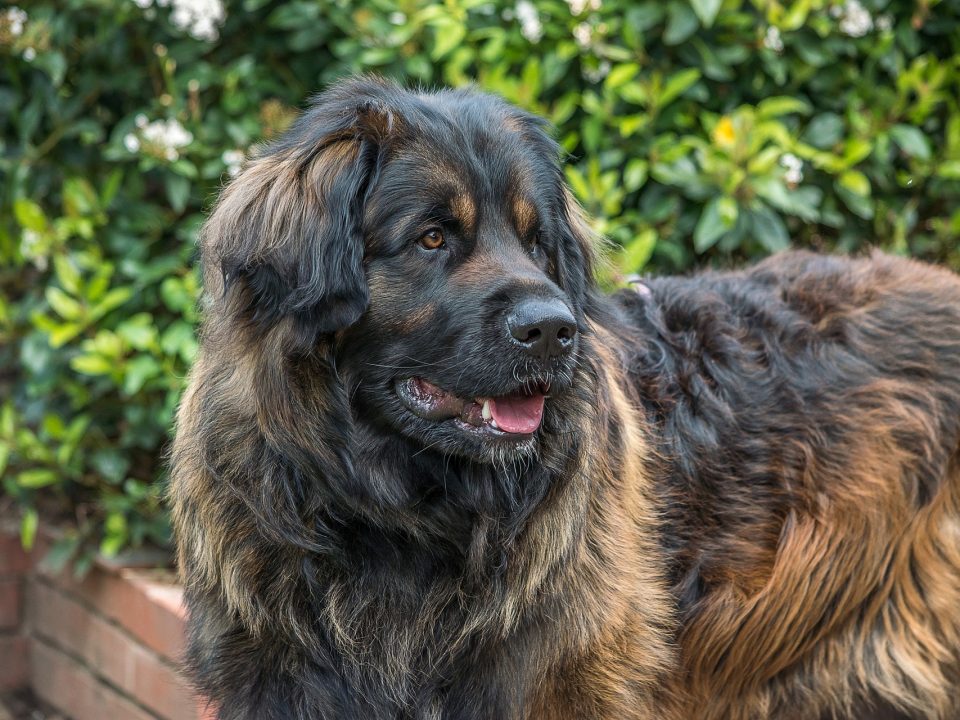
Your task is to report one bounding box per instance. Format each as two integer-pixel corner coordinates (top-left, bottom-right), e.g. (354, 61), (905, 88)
(617, 251), (960, 719)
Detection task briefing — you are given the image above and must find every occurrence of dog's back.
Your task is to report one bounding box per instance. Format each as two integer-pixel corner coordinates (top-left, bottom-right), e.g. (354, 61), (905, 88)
(616, 250), (960, 719)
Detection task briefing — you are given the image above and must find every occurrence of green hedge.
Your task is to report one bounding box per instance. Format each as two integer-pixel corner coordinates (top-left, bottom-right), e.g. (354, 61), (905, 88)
(2, 0), (959, 566)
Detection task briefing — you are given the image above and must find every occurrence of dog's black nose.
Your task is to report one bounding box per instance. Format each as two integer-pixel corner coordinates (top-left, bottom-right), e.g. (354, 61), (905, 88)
(507, 299), (577, 360)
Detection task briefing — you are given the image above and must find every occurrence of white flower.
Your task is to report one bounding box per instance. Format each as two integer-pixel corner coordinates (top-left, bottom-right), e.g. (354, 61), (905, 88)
(138, 0), (225, 42)
(763, 26), (784, 53)
(132, 116), (194, 161)
(573, 22), (592, 48)
(22, 47), (35, 61)
(222, 149), (245, 177)
(131, 0), (225, 40)
(5, 7), (27, 36)
(21, 229), (47, 270)
(837, 0), (872, 37)
(516, 0), (543, 43)
(136, 113), (148, 128)
(389, 11), (406, 25)
(876, 14), (893, 31)
(142, 117), (193, 148)
(583, 60), (611, 83)
(566, 0), (588, 14)
(21, 229), (41, 250)
(780, 153), (803, 184)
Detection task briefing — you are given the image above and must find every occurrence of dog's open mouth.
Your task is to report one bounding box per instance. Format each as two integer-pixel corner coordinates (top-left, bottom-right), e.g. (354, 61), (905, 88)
(395, 377), (547, 436)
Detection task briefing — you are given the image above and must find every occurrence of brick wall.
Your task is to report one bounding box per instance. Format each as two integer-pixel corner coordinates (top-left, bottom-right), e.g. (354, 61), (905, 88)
(0, 525), (213, 720)
(0, 532), (32, 694)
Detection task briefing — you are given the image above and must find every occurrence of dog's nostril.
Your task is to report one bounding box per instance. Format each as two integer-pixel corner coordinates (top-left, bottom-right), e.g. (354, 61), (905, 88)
(525, 328), (542, 343)
(557, 325), (572, 341)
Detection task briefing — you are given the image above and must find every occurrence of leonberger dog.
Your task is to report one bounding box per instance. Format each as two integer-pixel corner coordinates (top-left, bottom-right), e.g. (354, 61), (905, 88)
(169, 77), (960, 720)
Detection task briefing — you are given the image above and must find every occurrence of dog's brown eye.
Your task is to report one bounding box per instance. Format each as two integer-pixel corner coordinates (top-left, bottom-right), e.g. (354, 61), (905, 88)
(419, 229), (445, 250)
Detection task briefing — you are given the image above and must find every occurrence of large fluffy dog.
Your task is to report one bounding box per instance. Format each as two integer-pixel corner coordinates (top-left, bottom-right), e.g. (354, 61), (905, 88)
(170, 78), (960, 719)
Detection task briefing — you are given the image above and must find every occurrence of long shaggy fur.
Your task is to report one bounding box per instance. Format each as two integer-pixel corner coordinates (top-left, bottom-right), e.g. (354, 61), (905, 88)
(170, 77), (960, 720)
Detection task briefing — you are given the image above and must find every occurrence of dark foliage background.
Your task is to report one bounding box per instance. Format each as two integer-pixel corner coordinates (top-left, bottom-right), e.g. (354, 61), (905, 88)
(1, 0), (958, 567)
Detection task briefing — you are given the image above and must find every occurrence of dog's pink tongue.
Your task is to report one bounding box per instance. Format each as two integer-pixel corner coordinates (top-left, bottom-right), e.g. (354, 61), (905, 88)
(489, 394), (545, 434)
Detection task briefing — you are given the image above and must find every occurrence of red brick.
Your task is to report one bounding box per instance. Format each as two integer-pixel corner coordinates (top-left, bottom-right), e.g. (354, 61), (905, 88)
(0, 579), (20, 630)
(36, 563), (187, 663)
(0, 532), (33, 576)
(0, 635), (29, 690)
(30, 581), (201, 720)
(30, 639), (157, 720)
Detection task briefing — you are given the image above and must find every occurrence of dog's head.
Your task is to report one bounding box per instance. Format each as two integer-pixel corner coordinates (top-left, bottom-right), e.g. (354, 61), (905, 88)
(203, 77), (598, 462)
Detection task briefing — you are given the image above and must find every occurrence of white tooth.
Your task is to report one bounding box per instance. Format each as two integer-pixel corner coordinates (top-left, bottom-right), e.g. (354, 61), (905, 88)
(490, 418), (499, 430)
(481, 399), (492, 421)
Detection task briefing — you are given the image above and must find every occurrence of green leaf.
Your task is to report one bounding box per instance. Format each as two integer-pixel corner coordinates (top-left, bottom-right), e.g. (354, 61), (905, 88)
(101, 168), (124, 206)
(431, 18), (467, 60)
(605, 63), (640, 90)
(117, 314), (158, 350)
(45, 287), (84, 321)
(63, 178), (99, 216)
(626, 3), (666, 33)
(14, 199), (47, 232)
(161, 321), (199, 362)
(694, 197), (737, 253)
(836, 185), (874, 219)
(100, 533), (125, 557)
(716, 197), (739, 226)
(90, 287), (133, 321)
(54, 255), (83, 295)
(750, 206), (790, 253)
(70, 354), (114, 376)
(753, 179), (822, 221)
(165, 174), (191, 214)
(659, 69), (701, 107)
(689, 0), (721, 27)
(839, 170), (871, 197)
(804, 113), (844, 149)
(564, 166), (591, 203)
(48, 323), (85, 348)
(619, 114), (648, 137)
(889, 124), (931, 161)
(17, 469), (59, 489)
(91, 450), (130, 484)
(757, 96), (812, 118)
(102, 509), (132, 555)
(620, 229), (657, 273)
(123, 355), (161, 395)
(35, 51), (67, 87)
(664, 2), (699, 46)
(1, 403), (15, 437)
(21, 509), (38, 551)
(624, 159), (649, 192)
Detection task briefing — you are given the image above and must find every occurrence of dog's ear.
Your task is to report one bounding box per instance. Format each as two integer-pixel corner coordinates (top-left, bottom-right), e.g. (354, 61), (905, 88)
(201, 78), (399, 338)
(556, 186), (604, 319)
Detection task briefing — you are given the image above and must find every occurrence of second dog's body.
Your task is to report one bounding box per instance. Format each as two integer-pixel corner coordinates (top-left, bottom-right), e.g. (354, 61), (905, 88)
(629, 251), (960, 718)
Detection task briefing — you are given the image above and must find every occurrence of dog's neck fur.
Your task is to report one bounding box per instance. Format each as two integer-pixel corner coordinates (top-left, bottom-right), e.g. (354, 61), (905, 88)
(299, 320), (673, 715)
